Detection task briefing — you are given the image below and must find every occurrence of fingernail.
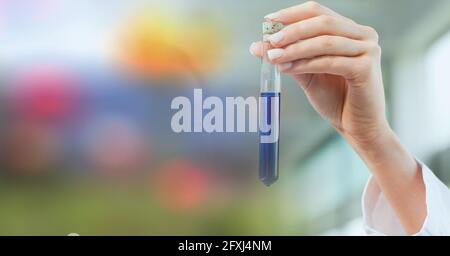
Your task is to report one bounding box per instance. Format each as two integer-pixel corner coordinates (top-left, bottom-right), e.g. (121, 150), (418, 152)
(267, 49), (284, 60)
(268, 32), (284, 44)
(278, 62), (292, 71)
(249, 42), (258, 56)
(264, 12), (280, 20)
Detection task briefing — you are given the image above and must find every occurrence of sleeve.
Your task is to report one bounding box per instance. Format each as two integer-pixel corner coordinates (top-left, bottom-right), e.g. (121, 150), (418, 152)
(362, 161), (450, 236)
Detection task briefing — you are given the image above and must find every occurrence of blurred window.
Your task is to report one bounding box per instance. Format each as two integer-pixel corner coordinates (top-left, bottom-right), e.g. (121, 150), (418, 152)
(424, 30), (450, 152)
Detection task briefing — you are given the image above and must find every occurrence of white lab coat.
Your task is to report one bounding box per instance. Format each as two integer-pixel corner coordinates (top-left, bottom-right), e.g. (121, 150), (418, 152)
(362, 162), (450, 235)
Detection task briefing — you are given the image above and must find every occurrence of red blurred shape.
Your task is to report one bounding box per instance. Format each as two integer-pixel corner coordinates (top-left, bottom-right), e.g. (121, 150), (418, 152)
(7, 66), (82, 123)
(152, 160), (211, 211)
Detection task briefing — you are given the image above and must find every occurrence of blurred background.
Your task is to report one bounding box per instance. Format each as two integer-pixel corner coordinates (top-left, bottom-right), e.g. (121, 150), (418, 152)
(0, 0), (450, 235)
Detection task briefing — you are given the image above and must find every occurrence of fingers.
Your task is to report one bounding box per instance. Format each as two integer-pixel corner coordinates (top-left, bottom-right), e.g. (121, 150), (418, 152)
(249, 1), (382, 82)
(277, 55), (371, 80)
(265, 1), (349, 25)
(266, 36), (367, 64)
(267, 15), (377, 48)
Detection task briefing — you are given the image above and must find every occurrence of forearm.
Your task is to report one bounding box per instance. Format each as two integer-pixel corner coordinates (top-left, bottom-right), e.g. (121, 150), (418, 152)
(343, 126), (426, 235)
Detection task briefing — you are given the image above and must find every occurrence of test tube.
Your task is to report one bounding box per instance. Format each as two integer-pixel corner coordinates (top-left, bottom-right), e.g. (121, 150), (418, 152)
(259, 21), (283, 186)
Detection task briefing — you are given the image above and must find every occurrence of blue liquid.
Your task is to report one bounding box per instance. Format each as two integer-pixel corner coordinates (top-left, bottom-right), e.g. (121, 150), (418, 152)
(259, 141), (279, 186)
(259, 92), (280, 186)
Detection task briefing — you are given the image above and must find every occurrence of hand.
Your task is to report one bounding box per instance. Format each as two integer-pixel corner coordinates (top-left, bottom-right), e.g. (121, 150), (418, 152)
(250, 1), (388, 146)
(250, 1), (426, 235)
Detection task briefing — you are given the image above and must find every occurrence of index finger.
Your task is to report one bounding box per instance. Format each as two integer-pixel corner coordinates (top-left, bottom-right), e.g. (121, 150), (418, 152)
(265, 1), (352, 25)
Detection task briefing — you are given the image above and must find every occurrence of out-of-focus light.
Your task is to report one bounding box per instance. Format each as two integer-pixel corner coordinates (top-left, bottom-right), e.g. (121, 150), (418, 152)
(3, 120), (59, 176)
(0, 0), (60, 20)
(85, 117), (149, 177)
(151, 159), (212, 211)
(33, 0), (61, 19)
(115, 8), (227, 81)
(6, 65), (83, 124)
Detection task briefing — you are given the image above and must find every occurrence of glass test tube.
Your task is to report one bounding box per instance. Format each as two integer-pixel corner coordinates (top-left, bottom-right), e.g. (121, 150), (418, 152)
(259, 21), (283, 186)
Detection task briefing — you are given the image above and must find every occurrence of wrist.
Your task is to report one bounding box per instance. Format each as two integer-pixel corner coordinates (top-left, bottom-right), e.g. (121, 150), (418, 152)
(340, 120), (393, 155)
(352, 127), (397, 167)
(340, 122), (405, 167)
(342, 122), (418, 177)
